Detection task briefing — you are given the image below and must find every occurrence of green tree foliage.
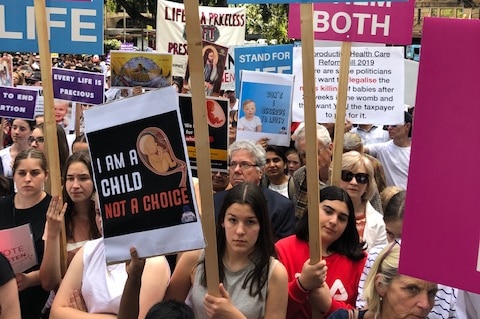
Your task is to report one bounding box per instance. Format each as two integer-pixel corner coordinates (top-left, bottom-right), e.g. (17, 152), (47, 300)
(243, 4), (289, 44)
(104, 38), (122, 52)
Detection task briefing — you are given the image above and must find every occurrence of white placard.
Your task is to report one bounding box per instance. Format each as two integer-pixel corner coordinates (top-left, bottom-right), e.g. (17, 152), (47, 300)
(292, 46), (404, 125)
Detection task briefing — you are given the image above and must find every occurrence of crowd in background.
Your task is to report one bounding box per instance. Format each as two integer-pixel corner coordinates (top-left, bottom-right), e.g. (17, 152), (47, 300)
(0, 51), (478, 319)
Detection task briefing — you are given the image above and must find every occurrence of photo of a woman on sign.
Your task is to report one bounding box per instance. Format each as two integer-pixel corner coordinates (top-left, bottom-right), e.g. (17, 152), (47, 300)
(137, 127), (187, 187)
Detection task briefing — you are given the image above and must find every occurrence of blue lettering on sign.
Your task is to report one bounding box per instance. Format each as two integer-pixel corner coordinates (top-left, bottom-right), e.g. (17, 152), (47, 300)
(0, 0), (103, 54)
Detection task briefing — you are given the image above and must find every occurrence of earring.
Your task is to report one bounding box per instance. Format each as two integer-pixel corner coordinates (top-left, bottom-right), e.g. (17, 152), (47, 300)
(380, 296), (383, 301)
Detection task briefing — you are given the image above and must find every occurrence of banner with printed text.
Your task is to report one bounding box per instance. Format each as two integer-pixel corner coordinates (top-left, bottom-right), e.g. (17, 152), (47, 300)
(84, 87), (205, 264)
(234, 45), (293, 98)
(292, 46), (404, 125)
(156, 0), (245, 77)
(288, 0), (414, 45)
(0, 0), (103, 54)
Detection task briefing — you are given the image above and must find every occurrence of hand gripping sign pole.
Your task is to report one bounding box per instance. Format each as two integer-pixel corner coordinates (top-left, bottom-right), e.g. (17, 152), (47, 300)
(184, 0), (221, 297)
(34, 0), (67, 275)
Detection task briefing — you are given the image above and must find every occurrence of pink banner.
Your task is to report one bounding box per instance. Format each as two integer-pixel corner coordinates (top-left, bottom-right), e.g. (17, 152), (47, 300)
(399, 17), (480, 294)
(288, 1), (414, 45)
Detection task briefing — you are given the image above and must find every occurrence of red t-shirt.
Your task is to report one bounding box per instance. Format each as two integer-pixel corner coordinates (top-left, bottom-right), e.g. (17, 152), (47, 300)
(275, 235), (366, 319)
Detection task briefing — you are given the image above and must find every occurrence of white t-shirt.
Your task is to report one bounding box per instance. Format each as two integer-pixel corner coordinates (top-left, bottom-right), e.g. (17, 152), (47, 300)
(351, 126), (390, 146)
(237, 116), (261, 132)
(368, 140), (411, 189)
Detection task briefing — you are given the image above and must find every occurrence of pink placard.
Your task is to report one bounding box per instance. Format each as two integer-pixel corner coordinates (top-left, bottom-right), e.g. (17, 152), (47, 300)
(289, 1), (414, 45)
(399, 17), (480, 294)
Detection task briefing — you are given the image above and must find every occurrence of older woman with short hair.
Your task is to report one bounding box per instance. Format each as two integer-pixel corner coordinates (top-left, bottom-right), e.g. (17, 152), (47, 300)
(328, 242), (438, 319)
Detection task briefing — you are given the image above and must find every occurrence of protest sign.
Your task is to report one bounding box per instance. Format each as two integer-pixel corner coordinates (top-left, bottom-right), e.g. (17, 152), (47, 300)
(156, 0), (245, 77)
(0, 0), (103, 54)
(110, 51), (172, 89)
(183, 41), (228, 96)
(234, 45), (293, 97)
(399, 17), (480, 294)
(0, 86), (38, 120)
(52, 68), (105, 105)
(237, 70), (294, 147)
(288, 1), (415, 45)
(0, 224), (37, 274)
(17, 85), (44, 117)
(84, 87), (205, 264)
(179, 95), (229, 176)
(292, 46), (404, 125)
(220, 49), (235, 92)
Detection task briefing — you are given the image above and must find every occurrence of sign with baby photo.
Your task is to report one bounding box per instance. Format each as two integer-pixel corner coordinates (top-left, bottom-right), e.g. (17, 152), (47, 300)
(84, 87), (205, 264)
(236, 70), (294, 146)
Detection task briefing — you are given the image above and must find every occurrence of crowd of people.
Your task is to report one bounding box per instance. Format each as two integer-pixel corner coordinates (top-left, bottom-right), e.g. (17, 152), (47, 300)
(0, 51), (478, 319)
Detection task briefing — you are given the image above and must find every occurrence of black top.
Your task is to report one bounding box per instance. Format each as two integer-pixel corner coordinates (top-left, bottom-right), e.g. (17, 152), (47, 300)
(0, 193), (51, 319)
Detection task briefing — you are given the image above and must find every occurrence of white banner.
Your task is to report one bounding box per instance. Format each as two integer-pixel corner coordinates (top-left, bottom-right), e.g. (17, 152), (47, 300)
(156, 0), (246, 77)
(292, 46), (404, 125)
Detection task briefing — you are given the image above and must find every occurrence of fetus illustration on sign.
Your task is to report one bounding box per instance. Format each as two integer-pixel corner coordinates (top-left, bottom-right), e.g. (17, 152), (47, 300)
(137, 127), (186, 187)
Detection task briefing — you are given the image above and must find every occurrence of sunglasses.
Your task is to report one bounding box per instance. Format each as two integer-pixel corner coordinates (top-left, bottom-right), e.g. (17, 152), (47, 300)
(341, 170), (369, 184)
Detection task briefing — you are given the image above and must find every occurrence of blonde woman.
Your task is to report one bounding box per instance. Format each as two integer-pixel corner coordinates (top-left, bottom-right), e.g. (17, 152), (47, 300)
(339, 151), (387, 252)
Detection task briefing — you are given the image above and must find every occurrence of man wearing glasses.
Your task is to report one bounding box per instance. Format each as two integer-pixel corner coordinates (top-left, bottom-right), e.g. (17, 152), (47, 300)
(364, 111), (412, 189)
(213, 140), (296, 241)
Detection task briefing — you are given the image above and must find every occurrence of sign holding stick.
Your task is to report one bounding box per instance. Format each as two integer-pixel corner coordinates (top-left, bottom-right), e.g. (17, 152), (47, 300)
(183, 0), (220, 297)
(33, 0), (66, 273)
(330, 42), (351, 187)
(299, 6), (323, 319)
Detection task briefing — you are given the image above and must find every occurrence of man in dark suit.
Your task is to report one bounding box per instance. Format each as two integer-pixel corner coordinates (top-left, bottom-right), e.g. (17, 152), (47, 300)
(214, 140), (295, 241)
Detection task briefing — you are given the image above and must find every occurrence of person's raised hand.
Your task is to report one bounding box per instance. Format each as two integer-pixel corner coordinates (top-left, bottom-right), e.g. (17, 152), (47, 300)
(46, 195), (67, 238)
(126, 247), (145, 279)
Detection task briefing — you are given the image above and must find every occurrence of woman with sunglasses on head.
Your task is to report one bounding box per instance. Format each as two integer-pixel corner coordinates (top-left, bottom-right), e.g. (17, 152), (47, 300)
(0, 149), (51, 319)
(328, 242), (438, 319)
(275, 186), (367, 318)
(0, 118), (35, 178)
(339, 151), (387, 252)
(356, 187), (457, 319)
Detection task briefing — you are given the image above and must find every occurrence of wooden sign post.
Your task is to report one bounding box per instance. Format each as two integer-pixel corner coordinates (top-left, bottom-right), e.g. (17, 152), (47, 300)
(184, 0), (220, 297)
(33, 0), (66, 274)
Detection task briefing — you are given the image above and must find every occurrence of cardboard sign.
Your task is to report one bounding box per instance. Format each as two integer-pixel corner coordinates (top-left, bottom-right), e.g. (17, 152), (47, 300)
(0, 224), (37, 274)
(0, 0), (103, 54)
(156, 0), (245, 77)
(399, 17), (480, 294)
(52, 68), (105, 105)
(179, 95), (229, 176)
(110, 51), (172, 89)
(0, 86), (38, 120)
(288, 1), (414, 45)
(84, 87), (205, 264)
(291, 46), (404, 124)
(237, 70), (294, 146)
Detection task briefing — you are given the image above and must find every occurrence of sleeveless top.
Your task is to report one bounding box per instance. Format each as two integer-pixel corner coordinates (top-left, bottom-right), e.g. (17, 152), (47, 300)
(81, 238), (127, 314)
(187, 254), (279, 319)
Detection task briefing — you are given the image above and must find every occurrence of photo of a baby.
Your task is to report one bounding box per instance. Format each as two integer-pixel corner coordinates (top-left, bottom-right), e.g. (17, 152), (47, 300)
(237, 99), (262, 132)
